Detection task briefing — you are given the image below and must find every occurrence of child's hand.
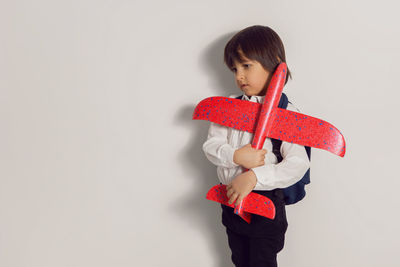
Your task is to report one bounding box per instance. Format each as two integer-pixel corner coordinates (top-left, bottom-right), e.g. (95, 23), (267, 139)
(226, 170), (258, 206)
(233, 144), (267, 169)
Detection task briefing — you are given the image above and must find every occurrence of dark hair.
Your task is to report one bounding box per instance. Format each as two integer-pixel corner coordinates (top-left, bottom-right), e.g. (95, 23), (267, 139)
(224, 25), (292, 85)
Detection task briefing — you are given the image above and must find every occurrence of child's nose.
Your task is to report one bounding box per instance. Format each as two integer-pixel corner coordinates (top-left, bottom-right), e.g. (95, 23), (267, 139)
(235, 71), (245, 81)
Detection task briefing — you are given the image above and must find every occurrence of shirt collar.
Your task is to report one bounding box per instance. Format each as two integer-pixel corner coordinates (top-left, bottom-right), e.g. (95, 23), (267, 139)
(242, 94), (265, 104)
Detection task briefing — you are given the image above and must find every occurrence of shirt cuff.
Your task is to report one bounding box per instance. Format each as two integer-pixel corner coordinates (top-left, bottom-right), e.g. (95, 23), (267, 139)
(225, 145), (240, 168)
(250, 164), (276, 190)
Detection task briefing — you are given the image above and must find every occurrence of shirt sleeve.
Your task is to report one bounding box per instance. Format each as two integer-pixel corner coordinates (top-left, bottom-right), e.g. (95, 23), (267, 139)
(250, 102), (311, 190)
(202, 122), (240, 168)
(251, 141), (310, 190)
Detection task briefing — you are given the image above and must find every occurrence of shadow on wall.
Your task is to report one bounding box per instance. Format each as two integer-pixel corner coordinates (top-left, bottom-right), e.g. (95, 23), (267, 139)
(171, 32), (239, 267)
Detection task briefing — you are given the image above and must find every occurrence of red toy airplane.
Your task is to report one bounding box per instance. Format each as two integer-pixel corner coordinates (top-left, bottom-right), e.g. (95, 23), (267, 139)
(193, 63), (346, 223)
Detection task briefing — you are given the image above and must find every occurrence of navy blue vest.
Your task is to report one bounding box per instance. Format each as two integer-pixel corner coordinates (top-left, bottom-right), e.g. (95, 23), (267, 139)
(235, 94), (311, 205)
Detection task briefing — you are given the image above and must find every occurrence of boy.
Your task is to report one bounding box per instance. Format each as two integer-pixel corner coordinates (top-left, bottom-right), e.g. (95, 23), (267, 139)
(202, 25), (310, 267)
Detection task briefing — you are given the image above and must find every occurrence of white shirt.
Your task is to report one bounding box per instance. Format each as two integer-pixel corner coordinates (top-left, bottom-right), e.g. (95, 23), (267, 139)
(202, 94), (310, 191)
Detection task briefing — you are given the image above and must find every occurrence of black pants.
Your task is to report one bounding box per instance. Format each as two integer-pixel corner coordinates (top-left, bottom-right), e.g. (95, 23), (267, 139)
(221, 189), (288, 267)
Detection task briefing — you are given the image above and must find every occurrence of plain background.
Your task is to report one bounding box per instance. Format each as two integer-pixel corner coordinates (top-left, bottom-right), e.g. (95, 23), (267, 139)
(1, 0), (399, 266)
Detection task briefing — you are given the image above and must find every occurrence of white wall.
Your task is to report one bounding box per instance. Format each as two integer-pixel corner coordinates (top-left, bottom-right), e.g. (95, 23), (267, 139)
(1, 0), (399, 266)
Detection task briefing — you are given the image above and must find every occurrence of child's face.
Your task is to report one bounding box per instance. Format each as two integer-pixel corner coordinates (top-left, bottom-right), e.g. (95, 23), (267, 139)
(231, 51), (271, 97)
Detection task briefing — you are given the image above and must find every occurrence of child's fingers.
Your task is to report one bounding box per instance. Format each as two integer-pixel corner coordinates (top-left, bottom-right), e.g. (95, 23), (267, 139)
(228, 193), (238, 205)
(226, 188), (233, 198)
(235, 195), (243, 206)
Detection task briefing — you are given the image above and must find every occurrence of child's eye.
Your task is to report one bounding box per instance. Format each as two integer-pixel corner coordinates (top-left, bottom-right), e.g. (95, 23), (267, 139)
(243, 64), (250, 68)
(231, 68), (237, 72)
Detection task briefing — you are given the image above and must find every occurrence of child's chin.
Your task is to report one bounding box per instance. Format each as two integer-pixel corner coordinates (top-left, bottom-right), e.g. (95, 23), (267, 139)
(241, 89), (252, 95)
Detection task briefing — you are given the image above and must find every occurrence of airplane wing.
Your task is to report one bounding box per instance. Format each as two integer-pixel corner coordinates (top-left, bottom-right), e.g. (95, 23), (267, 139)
(206, 184), (276, 223)
(269, 108), (346, 157)
(193, 96), (346, 157)
(193, 96), (260, 133)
